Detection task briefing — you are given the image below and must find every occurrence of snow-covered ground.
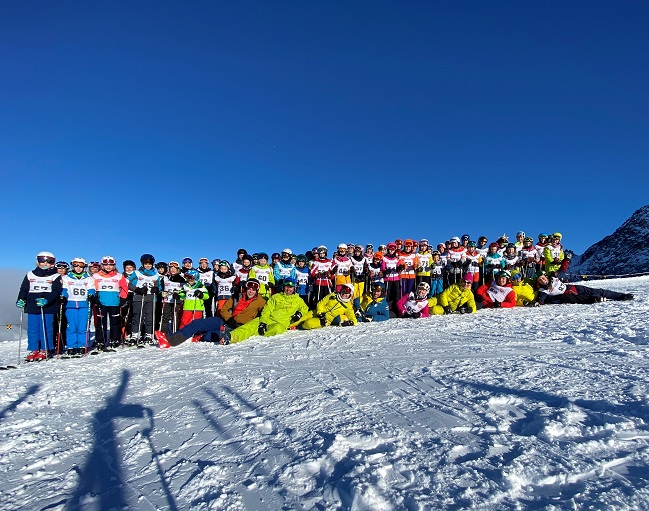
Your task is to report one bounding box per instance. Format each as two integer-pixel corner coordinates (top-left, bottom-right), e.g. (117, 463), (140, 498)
(1, 277), (648, 511)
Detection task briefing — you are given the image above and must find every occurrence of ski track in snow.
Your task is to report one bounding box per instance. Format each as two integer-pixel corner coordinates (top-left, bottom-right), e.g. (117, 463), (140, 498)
(1, 277), (648, 510)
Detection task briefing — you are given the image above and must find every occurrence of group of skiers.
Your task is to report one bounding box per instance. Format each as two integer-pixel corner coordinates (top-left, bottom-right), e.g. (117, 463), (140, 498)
(16, 231), (634, 360)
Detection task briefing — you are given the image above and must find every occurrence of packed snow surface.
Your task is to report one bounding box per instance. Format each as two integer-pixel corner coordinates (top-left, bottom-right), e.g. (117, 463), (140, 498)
(1, 277), (648, 511)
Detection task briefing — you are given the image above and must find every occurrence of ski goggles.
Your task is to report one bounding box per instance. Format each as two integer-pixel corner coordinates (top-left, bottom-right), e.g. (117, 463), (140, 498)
(72, 262), (87, 268)
(37, 256), (55, 264)
(168, 261), (179, 268)
(199, 257), (209, 263)
(283, 280), (296, 288)
(101, 257), (116, 265)
(245, 280), (260, 291)
(182, 258), (193, 264)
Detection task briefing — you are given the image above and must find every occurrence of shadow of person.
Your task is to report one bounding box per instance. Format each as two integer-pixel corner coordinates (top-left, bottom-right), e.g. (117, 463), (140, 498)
(65, 369), (173, 511)
(0, 384), (40, 423)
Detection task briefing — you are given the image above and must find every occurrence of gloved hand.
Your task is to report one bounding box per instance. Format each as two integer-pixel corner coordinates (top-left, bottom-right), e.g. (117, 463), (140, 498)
(411, 311), (421, 319)
(340, 320), (354, 327)
(161, 291), (169, 298)
(59, 295), (68, 304)
(88, 294), (98, 305)
(363, 316), (374, 322)
(119, 297), (127, 308)
(492, 301), (501, 308)
(36, 298), (48, 307)
(194, 290), (204, 299)
(355, 310), (362, 318)
(135, 286), (148, 295)
(522, 300), (530, 306)
(443, 306), (452, 315)
(457, 306), (469, 314)
(258, 322), (267, 336)
(290, 311), (302, 323)
(532, 301), (540, 307)
(16, 299), (26, 308)
(172, 291), (181, 300)
(225, 317), (238, 329)
(319, 313), (327, 326)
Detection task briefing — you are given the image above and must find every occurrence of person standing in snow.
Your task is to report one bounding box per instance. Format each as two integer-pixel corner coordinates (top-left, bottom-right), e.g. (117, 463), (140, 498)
(93, 256), (129, 351)
(273, 248), (297, 291)
(249, 253), (275, 299)
(159, 261), (185, 334)
(127, 254), (161, 345)
(543, 233), (565, 275)
(16, 251), (63, 361)
(178, 269), (209, 329)
(196, 257), (215, 317)
(61, 257), (96, 356)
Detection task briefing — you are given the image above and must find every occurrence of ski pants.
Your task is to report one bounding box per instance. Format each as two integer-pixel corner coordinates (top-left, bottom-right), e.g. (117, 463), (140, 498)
(176, 316), (226, 343)
(429, 278), (444, 297)
(66, 307), (91, 349)
(27, 313), (54, 351)
(96, 305), (122, 345)
(131, 298), (154, 337)
(229, 318), (288, 344)
(401, 278), (415, 297)
(161, 301), (182, 334)
(384, 279), (401, 303)
(567, 285), (629, 304)
(180, 310), (203, 329)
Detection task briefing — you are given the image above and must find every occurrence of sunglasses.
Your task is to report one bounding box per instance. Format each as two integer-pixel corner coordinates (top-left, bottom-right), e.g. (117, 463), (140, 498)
(37, 256), (55, 264)
(462, 281), (472, 286)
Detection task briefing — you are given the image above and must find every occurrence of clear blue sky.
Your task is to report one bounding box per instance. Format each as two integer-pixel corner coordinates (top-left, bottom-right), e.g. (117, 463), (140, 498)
(2, 1), (648, 270)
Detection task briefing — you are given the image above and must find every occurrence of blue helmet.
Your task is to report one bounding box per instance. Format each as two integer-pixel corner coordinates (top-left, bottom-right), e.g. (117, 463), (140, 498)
(185, 269), (199, 281)
(283, 277), (297, 287)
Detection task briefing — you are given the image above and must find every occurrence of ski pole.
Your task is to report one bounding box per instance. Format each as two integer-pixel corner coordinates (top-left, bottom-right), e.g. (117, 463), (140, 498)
(56, 299), (64, 358)
(137, 292), (146, 343)
(16, 309), (24, 366)
(172, 296), (177, 333)
(40, 306), (49, 357)
(84, 303), (92, 355)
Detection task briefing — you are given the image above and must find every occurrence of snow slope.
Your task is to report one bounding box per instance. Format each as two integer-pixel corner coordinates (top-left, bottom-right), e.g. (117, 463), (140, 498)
(1, 277), (648, 511)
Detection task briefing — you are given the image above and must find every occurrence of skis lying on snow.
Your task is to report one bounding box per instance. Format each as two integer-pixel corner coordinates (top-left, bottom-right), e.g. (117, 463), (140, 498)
(0, 364), (18, 370)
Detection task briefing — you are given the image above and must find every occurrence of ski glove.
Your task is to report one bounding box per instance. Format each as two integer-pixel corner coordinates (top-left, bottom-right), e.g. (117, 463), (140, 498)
(457, 306), (470, 314)
(225, 317), (238, 329)
(258, 322), (267, 336)
(35, 298), (48, 307)
(194, 290), (204, 299)
(318, 314), (327, 326)
(290, 311), (302, 323)
(411, 312), (421, 319)
(443, 306), (452, 315)
(88, 294), (98, 305)
(16, 299), (26, 308)
(340, 320), (354, 327)
(492, 301), (501, 308)
(135, 286), (148, 295)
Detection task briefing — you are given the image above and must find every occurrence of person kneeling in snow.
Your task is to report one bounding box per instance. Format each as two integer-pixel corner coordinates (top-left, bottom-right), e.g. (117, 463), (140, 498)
(300, 282), (357, 329)
(357, 282), (392, 322)
(475, 270), (517, 309)
(511, 272), (538, 306)
(396, 281), (431, 318)
(156, 278), (267, 347)
(535, 274), (633, 305)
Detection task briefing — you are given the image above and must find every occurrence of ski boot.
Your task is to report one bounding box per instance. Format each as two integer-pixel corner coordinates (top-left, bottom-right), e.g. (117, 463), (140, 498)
(155, 331), (171, 349)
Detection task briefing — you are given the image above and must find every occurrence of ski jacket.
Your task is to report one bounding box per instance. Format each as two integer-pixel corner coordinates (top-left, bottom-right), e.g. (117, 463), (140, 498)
(94, 270), (129, 307)
(259, 293), (309, 329)
(367, 261), (385, 285)
(512, 283), (537, 306)
(464, 251), (482, 277)
(160, 274), (186, 304)
(543, 244), (564, 275)
(220, 293), (267, 326)
(396, 292), (430, 318)
(213, 272), (237, 300)
(295, 266), (310, 296)
(382, 254), (400, 282)
(310, 259), (333, 286)
(17, 267), (63, 314)
(438, 284), (476, 313)
(416, 251), (433, 277)
(475, 282), (516, 308)
(128, 267), (161, 302)
(197, 267), (215, 291)
(62, 272), (96, 309)
(398, 252), (419, 279)
(536, 277), (569, 305)
(331, 255), (353, 286)
(350, 255), (369, 281)
(234, 266), (251, 286)
(249, 265), (275, 298)
(359, 295), (390, 322)
(273, 261), (297, 286)
(314, 292), (357, 326)
(180, 281), (209, 311)
(446, 247), (466, 268)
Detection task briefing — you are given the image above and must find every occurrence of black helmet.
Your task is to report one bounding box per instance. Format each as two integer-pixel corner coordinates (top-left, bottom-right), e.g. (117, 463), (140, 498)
(140, 253), (155, 264)
(155, 262), (168, 270)
(123, 259), (136, 269)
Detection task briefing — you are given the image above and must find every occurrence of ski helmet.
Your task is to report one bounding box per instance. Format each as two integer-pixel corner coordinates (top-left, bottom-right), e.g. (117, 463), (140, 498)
(71, 257), (87, 267)
(199, 257), (209, 264)
(461, 234), (470, 242)
(371, 282), (385, 295)
(373, 252), (384, 261)
(337, 283), (354, 302)
(337, 243), (347, 251)
(489, 242), (499, 250)
(467, 240), (476, 248)
(55, 261), (69, 270)
(182, 257), (193, 264)
(245, 278), (260, 291)
(404, 239), (414, 247)
(516, 231), (525, 238)
(416, 281), (430, 295)
(272, 252), (280, 260)
(296, 254), (307, 263)
(258, 253), (269, 261)
(387, 242), (397, 250)
(155, 261), (168, 270)
(538, 233), (548, 239)
(101, 256), (116, 265)
(496, 270), (511, 279)
(219, 260), (230, 269)
(123, 259), (136, 269)
(242, 254), (253, 264)
(37, 251), (55, 262)
(283, 277), (297, 288)
(523, 237), (533, 244)
(140, 253), (155, 264)
(237, 248), (247, 256)
(450, 236), (461, 244)
(185, 269), (199, 281)
(552, 232), (563, 239)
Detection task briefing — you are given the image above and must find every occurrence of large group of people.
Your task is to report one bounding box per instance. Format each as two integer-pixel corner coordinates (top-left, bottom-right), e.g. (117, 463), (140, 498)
(16, 232), (634, 361)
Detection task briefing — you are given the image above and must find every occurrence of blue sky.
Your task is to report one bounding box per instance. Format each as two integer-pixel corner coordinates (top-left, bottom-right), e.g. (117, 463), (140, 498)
(1, 1), (648, 270)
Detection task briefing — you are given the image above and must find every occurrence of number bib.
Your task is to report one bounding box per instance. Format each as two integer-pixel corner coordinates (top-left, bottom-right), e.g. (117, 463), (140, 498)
(63, 275), (93, 302)
(93, 274), (121, 292)
(27, 271), (59, 293)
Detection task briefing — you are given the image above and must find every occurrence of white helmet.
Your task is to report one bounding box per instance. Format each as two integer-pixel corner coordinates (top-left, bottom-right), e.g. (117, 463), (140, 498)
(71, 257), (87, 266)
(337, 283), (354, 302)
(337, 243), (347, 250)
(37, 251), (55, 259)
(417, 282), (431, 295)
(450, 236), (461, 244)
(282, 248), (292, 255)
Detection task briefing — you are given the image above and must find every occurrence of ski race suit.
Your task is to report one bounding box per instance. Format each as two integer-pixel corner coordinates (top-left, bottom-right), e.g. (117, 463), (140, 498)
(300, 292), (357, 330)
